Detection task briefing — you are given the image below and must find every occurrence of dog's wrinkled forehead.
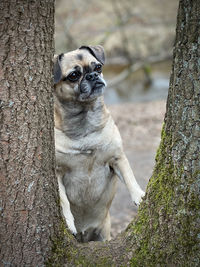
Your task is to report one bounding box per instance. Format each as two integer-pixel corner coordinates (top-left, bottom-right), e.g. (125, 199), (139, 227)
(60, 49), (100, 74)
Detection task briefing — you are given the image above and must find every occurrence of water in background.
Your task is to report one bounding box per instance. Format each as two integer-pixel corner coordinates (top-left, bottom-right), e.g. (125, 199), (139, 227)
(104, 60), (172, 105)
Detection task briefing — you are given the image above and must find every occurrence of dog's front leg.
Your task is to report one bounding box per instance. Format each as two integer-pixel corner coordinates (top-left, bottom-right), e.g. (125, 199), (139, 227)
(111, 154), (145, 206)
(57, 175), (77, 235)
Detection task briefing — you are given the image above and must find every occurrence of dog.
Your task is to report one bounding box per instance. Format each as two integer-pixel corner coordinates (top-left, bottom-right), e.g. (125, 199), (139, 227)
(53, 45), (145, 242)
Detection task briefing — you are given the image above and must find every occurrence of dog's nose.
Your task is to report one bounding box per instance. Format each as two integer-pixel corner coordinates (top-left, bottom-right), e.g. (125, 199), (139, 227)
(85, 72), (98, 81)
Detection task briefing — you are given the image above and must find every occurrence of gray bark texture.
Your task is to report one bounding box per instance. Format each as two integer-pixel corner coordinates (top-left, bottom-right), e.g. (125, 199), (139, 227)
(0, 0), (199, 266)
(0, 1), (65, 266)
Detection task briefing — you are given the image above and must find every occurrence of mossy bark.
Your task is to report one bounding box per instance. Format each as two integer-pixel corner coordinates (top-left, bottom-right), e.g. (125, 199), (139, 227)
(48, 0), (200, 266)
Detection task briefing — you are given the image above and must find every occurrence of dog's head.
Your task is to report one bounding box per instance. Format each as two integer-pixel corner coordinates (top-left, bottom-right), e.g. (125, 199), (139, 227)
(53, 45), (106, 102)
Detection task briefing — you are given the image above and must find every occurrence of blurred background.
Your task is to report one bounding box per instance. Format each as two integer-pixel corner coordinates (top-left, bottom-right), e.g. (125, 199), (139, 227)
(55, 0), (179, 237)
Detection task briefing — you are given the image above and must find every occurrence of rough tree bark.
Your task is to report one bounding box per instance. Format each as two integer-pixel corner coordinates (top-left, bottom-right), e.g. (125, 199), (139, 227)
(0, 1), (65, 266)
(0, 0), (199, 266)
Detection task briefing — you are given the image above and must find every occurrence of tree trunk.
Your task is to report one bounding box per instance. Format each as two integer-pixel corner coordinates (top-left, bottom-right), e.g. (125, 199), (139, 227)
(0, 1), (66, 266)
(1, 0), (199, 266)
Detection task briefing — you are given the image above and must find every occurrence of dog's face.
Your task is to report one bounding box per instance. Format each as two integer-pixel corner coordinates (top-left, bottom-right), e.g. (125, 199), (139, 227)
(53, 45), (106, 102)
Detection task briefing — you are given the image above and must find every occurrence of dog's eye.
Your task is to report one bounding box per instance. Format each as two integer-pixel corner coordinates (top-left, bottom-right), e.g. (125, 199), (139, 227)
(67, 71), (81, 82)
(94, 64), (102, 73)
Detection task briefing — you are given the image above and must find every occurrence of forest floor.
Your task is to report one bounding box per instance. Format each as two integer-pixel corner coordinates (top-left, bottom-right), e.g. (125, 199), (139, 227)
(109, 100), (166, 237)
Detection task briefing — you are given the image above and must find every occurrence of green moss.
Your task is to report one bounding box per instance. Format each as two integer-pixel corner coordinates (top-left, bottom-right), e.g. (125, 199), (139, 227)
(128, 123), (200, 266)
(46, 218), (114, 266)
(46, 219), (76, 266)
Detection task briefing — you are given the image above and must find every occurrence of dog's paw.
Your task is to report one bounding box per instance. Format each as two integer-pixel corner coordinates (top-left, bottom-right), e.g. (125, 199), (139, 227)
(67, 221), (77, 236)
(133, 190), (145, 206)
(65, 213), (77, 235)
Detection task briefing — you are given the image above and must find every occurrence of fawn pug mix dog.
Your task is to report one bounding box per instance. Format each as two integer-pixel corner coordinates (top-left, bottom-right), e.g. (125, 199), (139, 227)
(54, 45), (145, 242)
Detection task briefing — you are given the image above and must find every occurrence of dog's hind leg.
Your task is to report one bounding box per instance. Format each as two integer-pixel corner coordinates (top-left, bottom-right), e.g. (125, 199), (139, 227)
(98, 212), (111, 241)
(80, 213), (111, 242)
(57, 175), (77, 235)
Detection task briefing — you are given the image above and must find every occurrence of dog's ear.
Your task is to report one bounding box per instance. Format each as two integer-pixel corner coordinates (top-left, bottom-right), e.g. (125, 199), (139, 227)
(53, 53), (64, 85)
(79, 45), (105, 65)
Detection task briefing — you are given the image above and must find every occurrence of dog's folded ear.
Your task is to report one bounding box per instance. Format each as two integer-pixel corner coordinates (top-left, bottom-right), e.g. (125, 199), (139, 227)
(79, 45), (105, 65)
(53, 53), (64, 85)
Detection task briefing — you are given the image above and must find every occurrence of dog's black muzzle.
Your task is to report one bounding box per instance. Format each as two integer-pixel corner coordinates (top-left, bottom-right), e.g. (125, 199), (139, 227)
(79, 72), (106, 100)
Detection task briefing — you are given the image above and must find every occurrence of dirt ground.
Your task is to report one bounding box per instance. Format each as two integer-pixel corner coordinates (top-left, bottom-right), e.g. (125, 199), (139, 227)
(108, 100), (166, 237)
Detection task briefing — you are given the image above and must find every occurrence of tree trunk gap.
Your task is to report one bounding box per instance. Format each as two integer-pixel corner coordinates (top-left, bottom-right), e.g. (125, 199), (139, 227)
(0, 0), (199, 266)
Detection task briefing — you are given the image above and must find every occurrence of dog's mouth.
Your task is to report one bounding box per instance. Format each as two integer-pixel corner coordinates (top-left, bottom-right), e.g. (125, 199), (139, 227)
(78, 79), (106, 102)
(94, 81), (105, 89)
(89, 81), (106, 97)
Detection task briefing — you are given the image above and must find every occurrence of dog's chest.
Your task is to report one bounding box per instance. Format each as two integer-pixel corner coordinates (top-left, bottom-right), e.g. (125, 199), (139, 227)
(57, 148), (115, 205)
(55, 118), (122, 206)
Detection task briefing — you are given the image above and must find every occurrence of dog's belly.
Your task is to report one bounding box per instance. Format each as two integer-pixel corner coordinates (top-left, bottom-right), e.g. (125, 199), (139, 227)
(60, 152), (117, 232)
